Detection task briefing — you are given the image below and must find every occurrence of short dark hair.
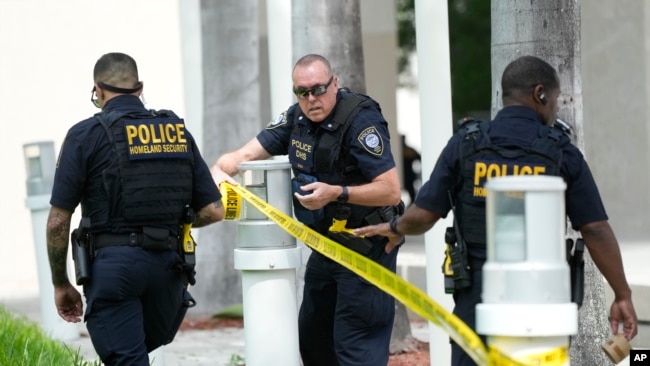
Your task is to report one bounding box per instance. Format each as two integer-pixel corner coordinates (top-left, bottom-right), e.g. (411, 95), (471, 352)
(293, 54), (332, 76)
(501, 55), (559, 99)
(93, 52), (140, 87)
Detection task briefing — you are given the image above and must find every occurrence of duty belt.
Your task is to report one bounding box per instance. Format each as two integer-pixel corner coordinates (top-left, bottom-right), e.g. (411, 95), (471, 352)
(93, 232), (179, 252)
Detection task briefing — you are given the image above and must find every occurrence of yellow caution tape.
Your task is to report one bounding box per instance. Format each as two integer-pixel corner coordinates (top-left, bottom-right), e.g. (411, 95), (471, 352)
(221, 182), (569, 366)
(488, 346), (569, 366)
(220, 183), (241, 220)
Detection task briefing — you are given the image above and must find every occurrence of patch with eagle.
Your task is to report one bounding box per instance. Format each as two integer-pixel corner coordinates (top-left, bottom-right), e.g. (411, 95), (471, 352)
(266, 111), (288, 129)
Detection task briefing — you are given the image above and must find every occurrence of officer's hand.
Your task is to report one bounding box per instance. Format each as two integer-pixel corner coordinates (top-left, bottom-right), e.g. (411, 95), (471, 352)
(211, 166), (238, 188)
(354, 223), (404, 253)
(610, 298), (638, 341)
(293, 181), (332, 210)
(54, 284), (83, 323)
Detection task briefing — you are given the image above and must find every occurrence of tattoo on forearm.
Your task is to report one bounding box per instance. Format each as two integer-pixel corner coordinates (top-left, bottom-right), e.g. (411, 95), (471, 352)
(194, 215), (211, 227)
(47, 246), (70, 286)
(193, 201), (223, 227)
(46, 210), (70, 287)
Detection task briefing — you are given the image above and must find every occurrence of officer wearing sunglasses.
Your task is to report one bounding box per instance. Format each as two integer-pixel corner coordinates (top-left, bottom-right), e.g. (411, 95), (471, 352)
(211, 54), (402, 366)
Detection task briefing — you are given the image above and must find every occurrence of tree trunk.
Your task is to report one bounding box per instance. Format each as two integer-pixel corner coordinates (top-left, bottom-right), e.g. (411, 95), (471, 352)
(292, 0), (366, 93)
(187, 0), (261, 317)
(491, 1), (612, 364)
(292, 0), (414, 353)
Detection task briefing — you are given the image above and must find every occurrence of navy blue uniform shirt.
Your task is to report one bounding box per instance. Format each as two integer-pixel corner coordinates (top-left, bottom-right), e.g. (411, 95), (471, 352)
(257, 89), (395, 182)
(416, 105), (607, 253)
(50, 95), (220, 217)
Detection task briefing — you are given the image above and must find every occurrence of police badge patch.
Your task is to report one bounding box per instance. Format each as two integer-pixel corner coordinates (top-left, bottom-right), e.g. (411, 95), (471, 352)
(266, 111), (288, 129)
(357, 126), (384, 156)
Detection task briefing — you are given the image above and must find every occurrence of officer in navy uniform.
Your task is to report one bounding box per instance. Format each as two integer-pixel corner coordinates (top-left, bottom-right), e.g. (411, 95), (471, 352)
(355, 55), (638, 366)
(46, 52), (225, 365)
(211, 54), (402, 366)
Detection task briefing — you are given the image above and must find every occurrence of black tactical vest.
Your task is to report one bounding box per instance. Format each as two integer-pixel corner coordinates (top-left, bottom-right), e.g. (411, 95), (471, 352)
(456, 120), (566, 245)
(288, 90), (385, 232)
(85, 109), (194, 230)
(289, 90), (379, 183)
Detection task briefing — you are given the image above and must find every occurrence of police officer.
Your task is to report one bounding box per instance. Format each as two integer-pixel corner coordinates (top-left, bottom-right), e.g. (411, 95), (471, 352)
(355, 55), (638, 366)
(46, 52), (225, 365)
(211, 54), (402, 366)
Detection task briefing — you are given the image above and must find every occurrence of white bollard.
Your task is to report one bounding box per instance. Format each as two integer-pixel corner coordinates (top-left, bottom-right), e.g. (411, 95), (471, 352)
(234, 159), (302, 366)
(477, 175), (577, 365)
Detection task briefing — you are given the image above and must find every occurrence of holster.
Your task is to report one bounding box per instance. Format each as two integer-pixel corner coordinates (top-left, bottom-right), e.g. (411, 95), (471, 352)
(327, 231), (373, 256)
(178, 207), (198, 286)
(448, 243), (472, 290)
(363, 200), (406, 226)
(567, 238), (585, 307)
(441, 226), (471, 294)
(327, 205), (374, 256)
(442, 244), (455, 294)
(71, 228), (91, 286)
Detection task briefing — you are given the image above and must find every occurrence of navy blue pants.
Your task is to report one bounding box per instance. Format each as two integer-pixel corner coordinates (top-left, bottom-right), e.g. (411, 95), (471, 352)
(451, 268), (486, 366)
(298, 244), (398, 366)
(83, 246), (188, 366)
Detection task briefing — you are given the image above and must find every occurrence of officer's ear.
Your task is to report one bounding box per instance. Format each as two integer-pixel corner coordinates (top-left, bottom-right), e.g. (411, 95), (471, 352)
(533, 84), (547, 105)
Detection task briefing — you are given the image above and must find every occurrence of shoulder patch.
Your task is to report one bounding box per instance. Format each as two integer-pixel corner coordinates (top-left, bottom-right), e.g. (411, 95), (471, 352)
(266, 111), (288, 129)
(357, 126), (384, 156)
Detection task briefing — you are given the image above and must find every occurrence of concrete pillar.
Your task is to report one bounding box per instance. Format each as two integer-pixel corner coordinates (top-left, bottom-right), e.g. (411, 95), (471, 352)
(413, 1), (455, 365)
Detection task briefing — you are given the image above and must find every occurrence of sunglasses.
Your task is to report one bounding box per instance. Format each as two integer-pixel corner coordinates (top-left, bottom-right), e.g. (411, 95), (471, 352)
(90, 87), (100, 108)
(90, 82), (143, 109)
(293, 76), (334, 100)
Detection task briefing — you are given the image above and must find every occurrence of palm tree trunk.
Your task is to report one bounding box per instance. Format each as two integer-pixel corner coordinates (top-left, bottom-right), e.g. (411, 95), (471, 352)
(292, 0), (366, 92)
(491, 1), (612, 364)
(188, 0), (262, 317)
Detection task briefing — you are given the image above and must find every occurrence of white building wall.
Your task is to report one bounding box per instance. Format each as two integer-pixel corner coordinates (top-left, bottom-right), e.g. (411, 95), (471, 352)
(581, 1), (650, 242)
(0, 0), (186, 298)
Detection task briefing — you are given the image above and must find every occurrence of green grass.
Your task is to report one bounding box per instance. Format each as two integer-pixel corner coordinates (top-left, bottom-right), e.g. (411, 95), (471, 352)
(0, 305), (100, 366)
(227, 353), (246, 366)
